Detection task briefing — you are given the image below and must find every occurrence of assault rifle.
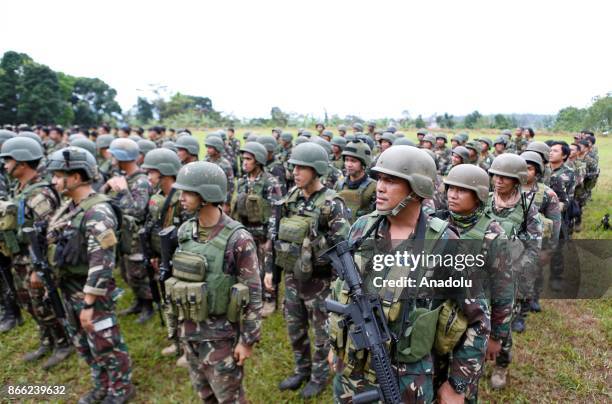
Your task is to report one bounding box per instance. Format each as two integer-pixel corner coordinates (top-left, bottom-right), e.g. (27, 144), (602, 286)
(138, 228), (164, 326)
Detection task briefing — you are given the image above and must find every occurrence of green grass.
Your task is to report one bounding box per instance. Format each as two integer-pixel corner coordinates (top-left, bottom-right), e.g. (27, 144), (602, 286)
(1, 128), (611, 403)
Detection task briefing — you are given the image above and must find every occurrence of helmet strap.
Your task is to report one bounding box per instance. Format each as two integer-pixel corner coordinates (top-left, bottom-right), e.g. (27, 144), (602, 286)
(378, 191), (418, 217)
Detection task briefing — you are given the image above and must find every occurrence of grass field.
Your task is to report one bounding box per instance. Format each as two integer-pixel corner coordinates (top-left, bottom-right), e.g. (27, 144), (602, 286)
(1, 128), (610, 403)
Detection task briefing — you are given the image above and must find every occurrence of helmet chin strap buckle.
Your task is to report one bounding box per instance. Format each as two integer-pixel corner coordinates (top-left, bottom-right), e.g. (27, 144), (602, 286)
(378, 192), (417, 217)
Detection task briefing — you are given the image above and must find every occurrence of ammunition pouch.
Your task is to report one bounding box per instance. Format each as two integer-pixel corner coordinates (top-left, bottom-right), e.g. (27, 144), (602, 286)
(434, 300), (468, 355)
(173, 250), (208, 282)
(227, 283), (250, 323)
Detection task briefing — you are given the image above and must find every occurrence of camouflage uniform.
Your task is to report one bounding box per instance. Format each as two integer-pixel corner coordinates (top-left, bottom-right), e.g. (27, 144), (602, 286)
(330, 210), (489, 404)
(334, 174), (376, 224)
(206, 155), (236, 205)
(582, 152), (599, 200)
(107, 170), (153, 300)
(11, 178), (68, 352)
(513, 138), (528, 154)
(176, 214), (262, 403)
(479, 153), (494, 171)
(321, 164), (344, 192)
(549, 163), (576, 283)
(434, 145), (451, 175)
(264, 157), (288, 194)
(271, 187), (350, 387)
(47, 193), (133, 400)
(45, 140), (68, 156)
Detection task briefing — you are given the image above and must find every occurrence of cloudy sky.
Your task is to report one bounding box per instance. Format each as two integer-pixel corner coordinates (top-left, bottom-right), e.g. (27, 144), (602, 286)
(1, 0), (610, 119)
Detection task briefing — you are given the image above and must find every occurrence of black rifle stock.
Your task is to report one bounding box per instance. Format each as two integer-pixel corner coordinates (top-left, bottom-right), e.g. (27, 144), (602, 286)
(139, 228), (164, 325)
(322, 239), (401, 404)
(0, 254), (16, 306)
(158, 225), (177, 285)
(23, 226), (74, 338)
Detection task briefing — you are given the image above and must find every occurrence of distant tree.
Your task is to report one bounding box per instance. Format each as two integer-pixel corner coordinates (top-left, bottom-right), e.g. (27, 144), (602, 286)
(436, 113), (455, 129)
(17, 63), (65, 124)
(270, 106), (288, 126)
(0, 51), (32, 123)
(582, 95), (611, 132)
(70, 77), (121, 126)
(492, 114), (512, 129)
(553, 106), (587, 132)
(463, 110), (482, 129)
(414, 114), (426, 129)
(136, 97), (154, 123)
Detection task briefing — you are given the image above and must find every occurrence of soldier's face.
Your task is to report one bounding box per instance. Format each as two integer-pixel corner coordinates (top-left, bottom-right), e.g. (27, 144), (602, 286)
(376, 173), (410, 212)
(380, 140), (392, 152)
(147, 169), (161, 187)
(436, 139), (445, 147)
(493, 175), (517, 194)
(207, 146), (218, 158)
(241, 153), (257, 173)
(451, 140), (458, 148)
(177, 148), (189, 163)
(417, 134), (425, 141)
(569, 145), (578, 159)
(451, 154), (463, 166)
(479, 142), (489, 152)
(447, 186), (479, 214)
(331, 145), (341, 155)
(179, 190), (203, 213)
(2, 158), (17, 176)
(549, 145), (564, 163)
(293, 165), (316, 189)
(526, 165), (537, 183)
(515, 128), (523, 137)
(467, 149), (477, 159)
(49, 130), (62, 141)
(495, 144), (505, 153)
(51, 171), (79, 195)
(423, 142), (433, 150)
(344, 156), (363, 177)
(100, 148), (111, 160)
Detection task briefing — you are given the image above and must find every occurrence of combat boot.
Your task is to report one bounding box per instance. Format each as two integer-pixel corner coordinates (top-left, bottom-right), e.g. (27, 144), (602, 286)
(530, 298), (542, 313)
(0, 308), (23, 333)
(279, 373), (310, 391)
(135, 299), (153, 324)
(77, 387), (106, 404)
(511, 315), (525, 333)
(301, 380), (326, 398)
(43, 344), (74, 370)
(100, 384), (135, 404)
(23, 344), (51, 362)
(119, 298), (142, 316)
(490, 366), (508, 389)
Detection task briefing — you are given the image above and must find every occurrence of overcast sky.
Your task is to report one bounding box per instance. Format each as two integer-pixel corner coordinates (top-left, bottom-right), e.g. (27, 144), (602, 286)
(1, 0), (610, 119)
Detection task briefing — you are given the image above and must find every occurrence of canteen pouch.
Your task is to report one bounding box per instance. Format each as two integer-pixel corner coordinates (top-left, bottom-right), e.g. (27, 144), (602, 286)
(246, 194), (266, 224)
(227, 283), (250, 323)
(397, 305), (441, 363)
(434, 300), (468, 355)
(186, 282), (209, 322)
(275, 215), (312, 270)
(172, 250), (208, 282)
(168, 279), (188, 321)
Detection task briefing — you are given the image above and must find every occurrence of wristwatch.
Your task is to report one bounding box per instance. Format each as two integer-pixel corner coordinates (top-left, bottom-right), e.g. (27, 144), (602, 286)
(448, 376), (467, 394)
(83, 302), (95, 310)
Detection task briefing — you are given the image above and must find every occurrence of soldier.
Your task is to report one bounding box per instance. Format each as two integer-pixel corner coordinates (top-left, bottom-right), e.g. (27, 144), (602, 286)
(330, 136), (347, 172)
(44, 147), (134, 403)
(136, 139), (156, 166)
(465, 141), (481, 165)
(422, 148), (447, 213)
(264, 142), (350, 398)
(434, 134), (451, 175)
(321, 130), (333, 142)
(421, 133), (436, 150)
(46, 126), (69, 155)
(477, 138), (494, 171)
(167, 161), (262, 402)
(366, 120), (376, 138)
(492, 136), (507, 157)
(0, 137), (73, 369)
(147, 126), (164, 147)
(580, 137), (599, 202)
(0, 130), (16, 200)
(568, 143), (586, 232)
(523, 127), (535, 142)
(352, 123), (363, 134)
(204, 136), (234, 213)
(513, 127), (528, 153)
(175, 135), (200, 165)
(70, 138), (105, 192)
(334, 140), (376, 224)
(227, 127), (241, 163)
(96, 134), (116, 182)
(444, 146), (470, 175)
(271, 127), (282, 140)
(525, 141), (552, 186)
(486, 154), (542, 388)
(311, 137), (343, 190)
(278, 132), (293, 161)
(520, 151), (562, 312)
(315, 122), (325, 136)
(548, 141), (575, 291)
(500, 130), (514, 154)
(105, 138), (154, 324)
(328, 146), (488, 404)
(337, 125), (347, 137)
(231, 142), (282, 318)
(443, 164), (513, 403)
(118, 126), (131, 138)
(417, 129), (427, 147)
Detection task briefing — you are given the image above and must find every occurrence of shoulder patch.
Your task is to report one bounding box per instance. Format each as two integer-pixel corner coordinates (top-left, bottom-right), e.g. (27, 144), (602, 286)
(428, 217), (447, 233)
(29, 192), (53, 218)
(97, 228), (118, 249)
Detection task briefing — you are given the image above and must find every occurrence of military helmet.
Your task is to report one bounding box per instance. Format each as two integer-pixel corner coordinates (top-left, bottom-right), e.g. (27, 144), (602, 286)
(257, 135), (277, 153)
(288, 143), (329, 176)
(321, 130), (333, 139)
(17, 131), (42, 146)
(489, 153), (528, 185)
(367, 120), (376, 128)
(109, 138), (139, 161)
(281, 132), (293, 142)
(477, 137), (493, 148)
(311, 136), (332, 154)
(435, 133), (448, 142)
(386, 126), (397, 134)
(493, 136), (507, 146)
(217, 130), (227, 141)
(175, 135), (200, 156)
(177, 131), (191, 139)
(331, 136), (347, 149)
(371, 146), (436, 199)
(444, 164), (490, 203)
(272, 127), (282, 135)
(142, 148), (182, 176)
(294, 136), (309, 145)
(356, 134), (376, 151)
(525, 141), (551, 163)
(345, 134), (356, 142)
(520, 151), (544, 174)
(464, 140), (481, 153)
(352, 122), (364, 131)
(315, 121), (325, 128)
(458, 133), (469, 143)
(451, 134), (462, 143)
(393, 132), (405, 138)
(301, 130), (312, 138)
(423, 134), (436, 144)
(205, 136), (225, 153)
(70, 137), (97, 158)
(393, 137), (416, 146)
(173, 161), (227, 203)
(0, 137), (44, 161)
(162, 141), (178, 153)
(342, 140), (372, 166)
(47, 146), (97, 180)
(245, 133), (259, 142)
(380, 132), (396, 144)
(96, 134), (115, 149)
(128, 134), (142, 143)
(337, 124), (347, 132)
(240, 141), (268, 166)
(68, 133), (87, 143)
(452, 146), (470, 162)
(417, 130), (427, 136)
(0, 130), (16, 147)
(501, 129), (512, 137)
(137, 139), (156, 156)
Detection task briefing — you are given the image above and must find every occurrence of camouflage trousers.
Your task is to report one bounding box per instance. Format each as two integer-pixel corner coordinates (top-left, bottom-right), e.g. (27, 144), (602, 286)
(183, 338), (246, 403)
(65, 293), (133, 397)
(13, 263), (68, 347)
(252, 234), (275, 303)
(120, 255), (152, 300)
(332, 363), (434, 404)
(284, 273), (330, 384)
(495, 330), (513, 368)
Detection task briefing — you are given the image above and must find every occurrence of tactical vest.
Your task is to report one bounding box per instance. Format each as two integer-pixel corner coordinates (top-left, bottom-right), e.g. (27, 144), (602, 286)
(329, 212), (450, 376)
(485, 192), (524, 238)
(166, 218), (246, 322)
(331, 156), (344, 171)
(336, 177), (376, 223)
(111, 171), (148, 254)
(0, 201), (19, 257)
(52, 194), (117, 277)
(148, 190), (181, 255)
(234, 173), (272, 226)
(15, 182), (56, 246)
(531, 185), (554, 240)
(275, 187), (340, 280)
